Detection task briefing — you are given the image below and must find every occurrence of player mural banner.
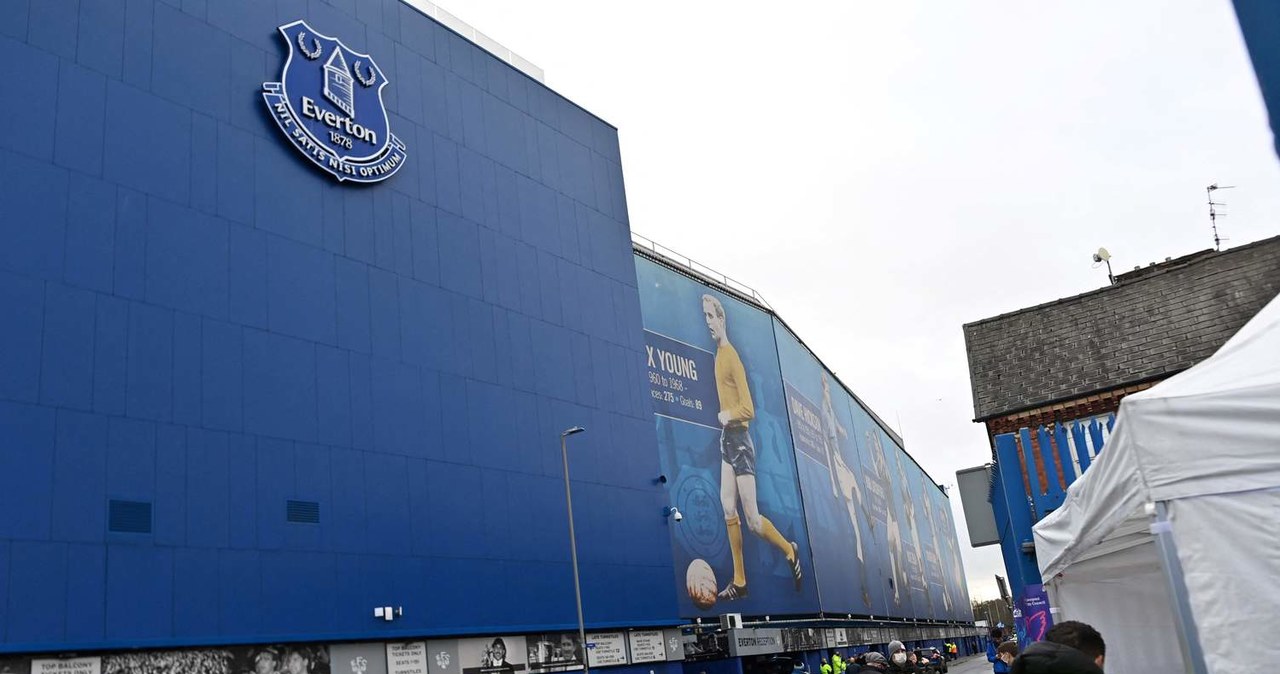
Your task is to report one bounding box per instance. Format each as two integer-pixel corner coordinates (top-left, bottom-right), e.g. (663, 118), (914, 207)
(636, 256), (819, 618)
(774, 315), (972, 621)
(775, 322), (888, 617)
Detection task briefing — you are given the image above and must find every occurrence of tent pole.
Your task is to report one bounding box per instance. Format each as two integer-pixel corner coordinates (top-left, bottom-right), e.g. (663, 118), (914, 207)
(1152, 501), (1208, 674)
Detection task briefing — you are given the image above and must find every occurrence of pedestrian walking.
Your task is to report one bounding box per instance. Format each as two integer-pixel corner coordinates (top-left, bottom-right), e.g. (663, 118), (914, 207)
(986, 629), (1009, 674)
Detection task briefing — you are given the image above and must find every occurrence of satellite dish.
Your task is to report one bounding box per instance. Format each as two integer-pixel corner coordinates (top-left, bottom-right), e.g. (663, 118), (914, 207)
(1092, 247), (1111, 262)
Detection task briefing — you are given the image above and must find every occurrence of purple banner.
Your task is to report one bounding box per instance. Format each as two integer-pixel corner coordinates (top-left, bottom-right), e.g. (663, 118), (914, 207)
(1019, 584), (1053, 644)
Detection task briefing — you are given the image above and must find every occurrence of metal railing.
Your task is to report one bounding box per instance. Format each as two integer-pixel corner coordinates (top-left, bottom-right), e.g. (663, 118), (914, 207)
(402, 0), (546, 82)
(631, 232), (774, 311)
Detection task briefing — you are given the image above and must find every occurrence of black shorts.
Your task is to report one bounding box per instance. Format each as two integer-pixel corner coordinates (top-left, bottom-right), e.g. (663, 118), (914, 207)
(720, 424), (757, 477)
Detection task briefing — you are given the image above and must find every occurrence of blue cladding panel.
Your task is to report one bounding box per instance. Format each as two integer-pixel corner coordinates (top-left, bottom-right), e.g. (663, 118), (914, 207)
(0, 150), (67, 281)
(64, 175), (117, 294)
(0, 37), (58, 160)
(260, 551), (334, 634)
(227, 435), (257, 548)
(202, 319), (244, 431)
(65, 544), (107, 642)
(113, 188), (147, 301)
(155, 425), (187, 545)
(370, 357), (425, 456)
(0, 403), (57, 539)
(254, 140), (324, 247)
(218, 550), (261, 635)
(93, 296), (129, 415)
(7, 542), (68, 642)
(28, 0), (77, 58)
(106, 545), (173, 640)
(229, 225), (269, 329)
(126, 303), (174, 422)
(107, 416), (156, 499)
(121, 0), (154, 89)
(0, 538), (8, 646)
(187, 429), (231, 548)
(54, 62), (107, 175)
(335, 256), (373, 353)
(363, 453), (410, 555)
(152, 4), (230, 122)
(0, 0), (666, 652)
(174, 548), (220, 636)
(104, 80), (192, 204)
(327, 448), (366, 553)
(315, 345), (353, 447)
(243, 330), (317, 443)
(77, 0), (126, 79)
(217, 122), (255, 225)
(52, 412), (108, 542)
(146, 200), (230, 320)
(368, 267), (402, 359)
(267, 236), (337, 345)
(0, 271), (45, 403)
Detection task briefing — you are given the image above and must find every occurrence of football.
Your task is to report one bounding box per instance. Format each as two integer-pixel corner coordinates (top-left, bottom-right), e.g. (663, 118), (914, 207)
(686, 558), (717, 610)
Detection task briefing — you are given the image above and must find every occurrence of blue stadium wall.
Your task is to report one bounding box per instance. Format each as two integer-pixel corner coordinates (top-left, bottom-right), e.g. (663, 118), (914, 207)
(0, 0), (676, 653)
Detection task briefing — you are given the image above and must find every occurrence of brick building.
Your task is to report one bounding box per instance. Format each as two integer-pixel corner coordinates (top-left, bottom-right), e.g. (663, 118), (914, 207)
(959, 234), (1280, 632)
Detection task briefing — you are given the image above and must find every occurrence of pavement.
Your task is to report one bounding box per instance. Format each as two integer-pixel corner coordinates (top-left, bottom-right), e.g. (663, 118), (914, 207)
(945, 655), (992, 674)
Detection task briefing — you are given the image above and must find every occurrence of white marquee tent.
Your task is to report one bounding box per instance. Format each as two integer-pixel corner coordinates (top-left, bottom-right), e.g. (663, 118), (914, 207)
(1032, 292), (1280, 674)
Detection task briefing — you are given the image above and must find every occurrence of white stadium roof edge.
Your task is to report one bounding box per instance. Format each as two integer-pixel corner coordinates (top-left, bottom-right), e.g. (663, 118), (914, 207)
(403, 0), (546, 83)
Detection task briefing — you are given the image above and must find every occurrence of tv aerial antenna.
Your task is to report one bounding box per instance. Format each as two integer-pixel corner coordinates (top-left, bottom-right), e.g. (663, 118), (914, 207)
(1206, 183), (1234, 251)
(1092, 247), (1114, 284)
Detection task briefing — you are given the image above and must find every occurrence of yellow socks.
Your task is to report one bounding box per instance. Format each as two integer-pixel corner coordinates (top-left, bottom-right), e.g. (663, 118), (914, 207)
(726, 514), (746, 586)
(759, 515), (795, 561)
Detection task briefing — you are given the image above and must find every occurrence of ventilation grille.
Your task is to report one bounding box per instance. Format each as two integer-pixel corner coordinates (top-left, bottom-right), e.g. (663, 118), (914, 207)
(108, 500), (152, 534)
(286, 500), (321, 524)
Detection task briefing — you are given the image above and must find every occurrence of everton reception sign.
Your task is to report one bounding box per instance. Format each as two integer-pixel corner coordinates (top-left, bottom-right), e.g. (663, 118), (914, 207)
(263, 21), (406, 183)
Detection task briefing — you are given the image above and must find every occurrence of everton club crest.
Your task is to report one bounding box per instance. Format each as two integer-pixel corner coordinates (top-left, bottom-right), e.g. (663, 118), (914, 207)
(263, 21), (406, 183)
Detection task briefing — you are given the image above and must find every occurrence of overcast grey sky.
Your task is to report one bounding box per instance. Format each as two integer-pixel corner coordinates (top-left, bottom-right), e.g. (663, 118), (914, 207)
(451, 0), (1280, 600)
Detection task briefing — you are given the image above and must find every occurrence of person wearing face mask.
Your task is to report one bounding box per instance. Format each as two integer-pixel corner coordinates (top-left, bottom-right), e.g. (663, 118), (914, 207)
(995, 643), (1019, 671)
(886, 642), (914, 674)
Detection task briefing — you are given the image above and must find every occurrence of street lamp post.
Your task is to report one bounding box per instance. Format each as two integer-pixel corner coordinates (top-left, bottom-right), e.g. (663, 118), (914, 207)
(560, 426), (589, 674)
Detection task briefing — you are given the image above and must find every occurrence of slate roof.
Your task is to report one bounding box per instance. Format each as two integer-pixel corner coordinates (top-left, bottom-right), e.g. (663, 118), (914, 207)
(964, 235), (1280, 421)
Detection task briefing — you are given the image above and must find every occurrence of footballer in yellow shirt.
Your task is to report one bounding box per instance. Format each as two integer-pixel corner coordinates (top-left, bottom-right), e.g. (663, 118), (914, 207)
(701, 294), (803, 600)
